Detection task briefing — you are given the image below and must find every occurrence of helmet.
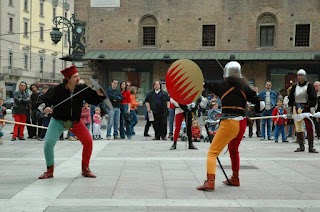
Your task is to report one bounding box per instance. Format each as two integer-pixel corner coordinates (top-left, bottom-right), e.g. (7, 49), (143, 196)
(223, 61), (242, 78)
(297, 69), (307, 80)
(297, 69), (306, 76)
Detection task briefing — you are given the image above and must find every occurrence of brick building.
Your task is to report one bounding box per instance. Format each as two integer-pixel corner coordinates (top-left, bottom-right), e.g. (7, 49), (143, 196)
(75, 0), (320, 99)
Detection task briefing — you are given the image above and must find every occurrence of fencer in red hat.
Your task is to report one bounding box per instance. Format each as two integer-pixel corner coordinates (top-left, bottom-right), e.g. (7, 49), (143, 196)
(60, 65), (78, 79)
(37, 65), (106, 179)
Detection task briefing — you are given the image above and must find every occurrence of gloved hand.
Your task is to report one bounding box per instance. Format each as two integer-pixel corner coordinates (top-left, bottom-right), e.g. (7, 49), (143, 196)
(310, 107), (315, 114)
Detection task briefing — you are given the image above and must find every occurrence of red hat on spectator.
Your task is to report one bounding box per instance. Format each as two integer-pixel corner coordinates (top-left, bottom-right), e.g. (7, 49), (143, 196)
(61, 65), (78, 78)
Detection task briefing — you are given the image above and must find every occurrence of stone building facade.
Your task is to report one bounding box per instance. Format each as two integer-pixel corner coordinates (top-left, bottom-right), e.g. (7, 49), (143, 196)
(75, 0), (320, 97)
(0, 0), (74, 98)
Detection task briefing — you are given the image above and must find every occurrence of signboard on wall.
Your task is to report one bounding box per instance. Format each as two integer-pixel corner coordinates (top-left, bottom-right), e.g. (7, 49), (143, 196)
(91, 0), (120, 7)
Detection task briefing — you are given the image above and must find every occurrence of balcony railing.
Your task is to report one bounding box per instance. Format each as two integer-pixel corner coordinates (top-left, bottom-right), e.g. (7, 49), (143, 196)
(38, 71), (55, 79)
(2, 66), (23, 76)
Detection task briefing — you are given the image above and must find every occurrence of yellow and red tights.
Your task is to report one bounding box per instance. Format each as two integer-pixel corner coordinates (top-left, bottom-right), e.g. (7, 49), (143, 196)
(207, 118), (247, 175)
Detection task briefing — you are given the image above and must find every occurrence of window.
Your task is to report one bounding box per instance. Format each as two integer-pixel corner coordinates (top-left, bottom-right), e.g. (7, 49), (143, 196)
(140, 15), (157, 47)
(40, 26), (44, 40)
(24, 0), (28, 11)
(9, 51), (13, 70)
(64, 12), (67, 19)
(9, 0), (13, 6)
(202, 25), (215, 46)
(40, 56), (44, 73)
(53, 7), (56, 20)
(260, 26), (274, 47)
(24, 54), (28, 70)
(9, 18), (13, 33)
(64, 33), (68, 47)
(143, 27), (155, 46)
(257, 13), (276, 47)
(295, 24), (310, 47)
(24, 22), (28, 36)
(52, 59), (56, 78)
(40, 2), (44, 16)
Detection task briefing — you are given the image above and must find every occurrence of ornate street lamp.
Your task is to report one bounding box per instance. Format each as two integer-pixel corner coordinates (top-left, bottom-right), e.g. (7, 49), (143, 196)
(50, 14), (86, 61)
(50, 27), (63, 44)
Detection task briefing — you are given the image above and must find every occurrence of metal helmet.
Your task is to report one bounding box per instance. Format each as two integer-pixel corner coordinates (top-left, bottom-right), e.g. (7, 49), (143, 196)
(297, 69), (306, 76)
(223, 61), (242, 78)
(297, 69), (307, 80)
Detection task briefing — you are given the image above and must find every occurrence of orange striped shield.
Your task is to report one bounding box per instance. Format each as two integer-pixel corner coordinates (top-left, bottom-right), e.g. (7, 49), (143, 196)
(165, 59), (204, 104)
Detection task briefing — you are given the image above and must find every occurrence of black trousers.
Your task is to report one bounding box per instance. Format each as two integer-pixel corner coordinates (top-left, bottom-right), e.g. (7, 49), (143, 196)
(153, 113), (167, 139)
(27, 110), (42, 137)
(248, 119), (261, 136)
(314, 117), (320, 138)
(144, 120), (153, 135)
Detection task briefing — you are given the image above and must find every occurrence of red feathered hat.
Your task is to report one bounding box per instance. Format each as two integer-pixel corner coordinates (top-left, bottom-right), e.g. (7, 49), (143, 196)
(61, 65), (78, 78)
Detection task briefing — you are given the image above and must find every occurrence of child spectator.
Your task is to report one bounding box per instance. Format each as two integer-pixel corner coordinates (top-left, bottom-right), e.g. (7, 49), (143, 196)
(191, 119), (201, 142)
(81, 101), (91, 130)
(37, 85), (50, 141)
(0, 97), (7, 145)
(272, 99), (288, 143)
(129, 86), (141, 136)
(92, 107), (102, 140)
(205, 102), (221, 138)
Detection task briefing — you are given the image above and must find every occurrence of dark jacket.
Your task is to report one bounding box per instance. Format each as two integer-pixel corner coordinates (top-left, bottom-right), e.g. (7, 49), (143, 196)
(107, 86), (123, 108)
(12, 90), (30, 115)
(316, 95), (320, 112)
(205, 77), (261, 116)
(39, 83), (105, 122)
(30, 92), (41, 111)
(145, 90), (170, 116)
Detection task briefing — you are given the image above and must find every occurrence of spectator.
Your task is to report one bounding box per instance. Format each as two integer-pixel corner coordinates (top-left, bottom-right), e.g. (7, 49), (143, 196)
(283, 86), (295, 141)
(272, 99), (288, 143)
(81, 101), (91, 130)
(119, 81), (132, 139)
(28, 84), (42, 139)
(259, 81), (278, 140)
(191, 119), (201, 142)
(0, 97), (6, 145)
(251, 86), (261, 137)
(37, 85), (50, 141)
(143, 106), (152, 137)
(314, 81), (320, 139)
(92, 107), (102, 140)
(145, 80), (170, 140)
(106, 79), (123, 140)
(129, 86), (140, 136)
(168, 101), (175, 139)
(12, 81), (30, 141)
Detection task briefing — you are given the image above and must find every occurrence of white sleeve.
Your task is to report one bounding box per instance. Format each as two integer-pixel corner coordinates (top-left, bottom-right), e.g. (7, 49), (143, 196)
(170, 97), (179, 107)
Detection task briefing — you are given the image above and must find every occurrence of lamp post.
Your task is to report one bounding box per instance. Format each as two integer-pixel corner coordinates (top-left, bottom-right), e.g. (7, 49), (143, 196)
(50, 14), (86, 61)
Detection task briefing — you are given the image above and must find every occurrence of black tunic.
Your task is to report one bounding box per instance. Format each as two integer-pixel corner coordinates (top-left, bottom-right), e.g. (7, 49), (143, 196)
(40, 83), (105, 122)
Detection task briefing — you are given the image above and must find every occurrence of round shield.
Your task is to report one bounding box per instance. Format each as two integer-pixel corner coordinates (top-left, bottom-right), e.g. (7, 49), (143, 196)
(165, 59), (204, 104)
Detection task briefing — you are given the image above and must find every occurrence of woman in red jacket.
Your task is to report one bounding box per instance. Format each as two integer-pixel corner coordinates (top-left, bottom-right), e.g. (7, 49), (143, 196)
(120, 81), (132, 139)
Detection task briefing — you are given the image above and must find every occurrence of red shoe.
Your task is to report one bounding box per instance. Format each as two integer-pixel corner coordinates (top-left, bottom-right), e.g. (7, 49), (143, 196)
(82, 163), (96, 178)
(223, 175), (240, 186)
(38, 165), (54, 179)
